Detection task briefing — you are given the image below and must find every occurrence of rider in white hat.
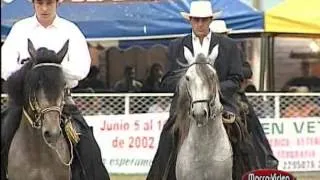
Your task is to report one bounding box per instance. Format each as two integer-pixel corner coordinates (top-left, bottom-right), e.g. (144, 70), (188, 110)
(180, 0), (221, 52)
(147, 1), (249, 179)
(1, 0), (110, 179)
(180, 1), (221, 20)
(210, 19), (232, 34)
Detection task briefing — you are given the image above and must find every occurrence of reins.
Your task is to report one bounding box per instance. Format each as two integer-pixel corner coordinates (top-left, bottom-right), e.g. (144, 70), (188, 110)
(42, 129), (74, 166)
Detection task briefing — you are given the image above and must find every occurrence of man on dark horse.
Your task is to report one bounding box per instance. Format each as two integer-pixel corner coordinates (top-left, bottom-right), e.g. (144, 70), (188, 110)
(1, 0), (109, 179)
(147, 1), (278, 179)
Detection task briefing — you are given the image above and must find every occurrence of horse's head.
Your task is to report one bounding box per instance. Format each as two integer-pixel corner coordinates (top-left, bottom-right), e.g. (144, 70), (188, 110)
(20, 39), (68, 144)
(177, 47), (223, 128)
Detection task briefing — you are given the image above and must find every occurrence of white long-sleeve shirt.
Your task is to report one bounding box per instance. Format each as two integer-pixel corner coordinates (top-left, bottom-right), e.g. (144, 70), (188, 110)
(1, 15), (91, 88)
(192, 31), (212, 58)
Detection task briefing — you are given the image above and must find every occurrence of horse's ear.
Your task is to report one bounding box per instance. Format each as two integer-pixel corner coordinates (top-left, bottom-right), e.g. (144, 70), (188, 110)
(56, 40), (69, 64)
(183, 46), (195, 64)
(27, 39), (37, 61)
(208, 44), (219, 65)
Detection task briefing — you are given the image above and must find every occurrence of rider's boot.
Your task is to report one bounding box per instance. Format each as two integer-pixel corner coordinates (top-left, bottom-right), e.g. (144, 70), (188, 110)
(62, 88), (110, 180)
(1, 105), (23, 180)
(222, 111), (236, 123)
(266, 154), (279, 169)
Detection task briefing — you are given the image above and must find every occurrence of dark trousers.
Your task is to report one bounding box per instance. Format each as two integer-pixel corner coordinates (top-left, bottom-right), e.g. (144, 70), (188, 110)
(1, 102), (110, 180)
(147, 92), (179, 180)
(63, 104), (110, 180)
(239, 92), (278, 169)
(147, 114), (177, 180)
(1, 105), (22, 180)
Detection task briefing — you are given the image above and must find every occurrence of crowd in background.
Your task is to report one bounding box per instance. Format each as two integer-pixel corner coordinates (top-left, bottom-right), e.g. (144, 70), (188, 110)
(1, 40), (319, 117)
(72, 62), (165, 93)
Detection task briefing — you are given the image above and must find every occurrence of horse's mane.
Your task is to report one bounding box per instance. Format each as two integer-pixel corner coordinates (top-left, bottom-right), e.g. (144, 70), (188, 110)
(173, 54), (220, 146)
(173, 75), (191, 143)
(7, 60), (33, 106)
(7, 48), (65, 107)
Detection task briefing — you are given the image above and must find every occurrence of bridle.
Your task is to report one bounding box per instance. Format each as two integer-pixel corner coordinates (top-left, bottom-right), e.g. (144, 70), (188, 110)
(23, 63), (65, 129)
(183, 62), (222, 119)
(22, 63), (73, 167)
(23, 91), (64, 129)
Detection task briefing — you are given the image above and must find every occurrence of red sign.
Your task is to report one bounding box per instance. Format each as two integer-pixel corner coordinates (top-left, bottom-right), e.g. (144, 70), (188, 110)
(242, 169), (296, 180)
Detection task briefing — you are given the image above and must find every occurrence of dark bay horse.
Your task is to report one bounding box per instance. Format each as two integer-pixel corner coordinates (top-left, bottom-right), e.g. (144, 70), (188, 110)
(173, 52), (233, 180)
(6, 39), (72, 180)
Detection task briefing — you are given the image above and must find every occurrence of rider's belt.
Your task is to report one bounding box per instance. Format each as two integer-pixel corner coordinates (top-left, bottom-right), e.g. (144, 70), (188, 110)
(64, 88), (72, 96)
(64, 88), (75, 105)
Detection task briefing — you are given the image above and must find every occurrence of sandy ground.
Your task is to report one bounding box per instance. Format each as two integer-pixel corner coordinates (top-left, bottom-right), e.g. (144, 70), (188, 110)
(110, 172), (320, 180)
(292, 172), (320, 180)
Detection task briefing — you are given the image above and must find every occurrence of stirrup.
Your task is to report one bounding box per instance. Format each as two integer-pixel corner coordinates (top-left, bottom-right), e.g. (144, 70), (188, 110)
(64, 119), (80, 145)
(222, 115), (236, 123)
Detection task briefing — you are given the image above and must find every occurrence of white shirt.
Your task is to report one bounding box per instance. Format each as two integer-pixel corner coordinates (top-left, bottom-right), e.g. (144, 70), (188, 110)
(192, 31), (212, 58)
(1, 15), (91, 88)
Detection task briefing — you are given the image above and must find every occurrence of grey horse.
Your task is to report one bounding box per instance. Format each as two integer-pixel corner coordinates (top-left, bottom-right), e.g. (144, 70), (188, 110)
(174, 50), (233, 180)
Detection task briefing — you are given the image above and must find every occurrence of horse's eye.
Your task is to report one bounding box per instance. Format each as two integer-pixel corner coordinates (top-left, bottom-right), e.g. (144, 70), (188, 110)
(186, 76), (190, 81)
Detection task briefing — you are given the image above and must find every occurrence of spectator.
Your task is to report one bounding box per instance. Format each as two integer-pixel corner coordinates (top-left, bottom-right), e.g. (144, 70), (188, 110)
(113, 65), (143, 92)
(245, 83), (257, 92)
(282, 61), (320, 92)
(142, 63), (164, 93)
(282, 86), (320, 117)
(73, 66), (106, 93)
(148, 101), (170, 113)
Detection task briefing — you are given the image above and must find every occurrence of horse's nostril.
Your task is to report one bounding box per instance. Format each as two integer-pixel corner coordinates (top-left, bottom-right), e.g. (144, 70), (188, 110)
(44, 130), (61, 139)
(203, 110), (208, 117)
(192, 111), (195, 118)
(44, 131), (51, 138)
(192, 110), (208, 118)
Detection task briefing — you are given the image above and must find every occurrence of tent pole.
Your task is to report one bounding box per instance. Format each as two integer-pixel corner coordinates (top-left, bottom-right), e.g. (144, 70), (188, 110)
(267, 35), (275, 91)
(271, 36), (275, 91)
(259, 34), (267, 91)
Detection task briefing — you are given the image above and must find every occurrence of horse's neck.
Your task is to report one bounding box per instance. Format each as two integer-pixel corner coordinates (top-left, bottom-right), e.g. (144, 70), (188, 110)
(17, 116), (54, 154)
(9, 115), (71, 180)
(176, 115), (233, 180)
(16, 115), (70, 165)
(190, 116), (223, 137)
(186, 115), (231, 151)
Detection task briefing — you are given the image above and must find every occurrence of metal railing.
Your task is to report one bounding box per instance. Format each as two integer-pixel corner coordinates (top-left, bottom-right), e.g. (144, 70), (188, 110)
(1, 93), (319, 118)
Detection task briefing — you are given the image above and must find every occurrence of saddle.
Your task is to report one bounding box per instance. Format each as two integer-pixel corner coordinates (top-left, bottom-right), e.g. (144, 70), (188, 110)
(223, 92), (260, 179)
(224, 93), (250, 143)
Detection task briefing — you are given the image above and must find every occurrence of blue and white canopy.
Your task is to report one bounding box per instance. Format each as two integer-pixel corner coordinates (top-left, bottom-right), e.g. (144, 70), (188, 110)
(1, 0), (263, 41)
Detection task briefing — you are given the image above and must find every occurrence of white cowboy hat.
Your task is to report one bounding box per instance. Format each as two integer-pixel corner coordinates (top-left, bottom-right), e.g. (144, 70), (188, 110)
(210, 20), (232, 33)
(180, 1), (221, 20)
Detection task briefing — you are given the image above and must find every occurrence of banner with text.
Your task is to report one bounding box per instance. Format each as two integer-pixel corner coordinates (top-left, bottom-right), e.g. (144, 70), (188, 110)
(85, 113), (169, 174)
(260, 117), (320, 172)
(85, 115), (320, 173)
